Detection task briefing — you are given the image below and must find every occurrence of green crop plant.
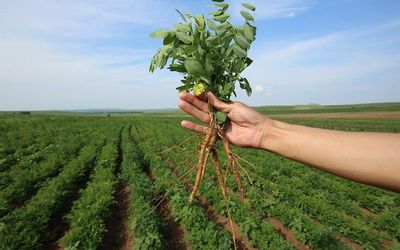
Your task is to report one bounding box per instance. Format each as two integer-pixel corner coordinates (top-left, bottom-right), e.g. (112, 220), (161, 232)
(149, 0), (256, 205)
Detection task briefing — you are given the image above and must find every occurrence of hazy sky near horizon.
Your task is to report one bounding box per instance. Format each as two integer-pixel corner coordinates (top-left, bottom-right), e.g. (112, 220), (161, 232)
(0, 0), (399, 110)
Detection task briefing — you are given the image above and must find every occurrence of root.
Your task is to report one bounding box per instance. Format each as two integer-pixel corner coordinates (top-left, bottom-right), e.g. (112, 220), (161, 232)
(233, 152), (257, 170)
(210, 148), (227, 201)
(226, 196), (237, 250)
(172, 158), (190, 174)
(200, 129), (218, 182)
(154, 164), (197, 213)
(185, 107), (252, 250)
(189, 125), (214, 203)
(221, 134), (245, 200)
(236, 160), (253, 185)
(158, 135), (198, 156)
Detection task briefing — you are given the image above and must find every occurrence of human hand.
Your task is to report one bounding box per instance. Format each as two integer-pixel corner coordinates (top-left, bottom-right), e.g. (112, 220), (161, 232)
(178, 91), (270, 149)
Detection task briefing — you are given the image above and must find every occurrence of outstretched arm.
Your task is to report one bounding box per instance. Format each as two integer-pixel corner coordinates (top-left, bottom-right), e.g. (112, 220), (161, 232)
(263, 118), (400, 192)
(179, 92), (400, 192)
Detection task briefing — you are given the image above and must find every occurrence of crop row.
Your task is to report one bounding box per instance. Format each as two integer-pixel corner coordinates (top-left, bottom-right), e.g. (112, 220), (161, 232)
(0, 116), (94, 163)
(120, 126), (164, 249)
(59, 127), (122, 249)
(239, 150), (400, 245)
(0, 129), (90, 217)
(0, 132), (105, 250)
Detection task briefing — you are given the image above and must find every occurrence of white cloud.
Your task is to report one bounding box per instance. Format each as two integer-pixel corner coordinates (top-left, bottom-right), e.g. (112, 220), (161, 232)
(254, 85), (265, 92)
(0, 0), (181, 40)
(0, 0), (186, 110)
(236, 19), (400, 105)
(231, 0), (318, 20)
(0, 38), (179, 110)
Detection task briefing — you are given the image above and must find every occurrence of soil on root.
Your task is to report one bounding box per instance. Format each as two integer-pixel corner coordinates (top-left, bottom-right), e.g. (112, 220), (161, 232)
(100, 183), (133, 250)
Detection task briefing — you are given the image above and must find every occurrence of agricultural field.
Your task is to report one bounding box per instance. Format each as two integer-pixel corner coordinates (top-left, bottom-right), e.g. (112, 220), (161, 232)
(0, 106), (399, 250)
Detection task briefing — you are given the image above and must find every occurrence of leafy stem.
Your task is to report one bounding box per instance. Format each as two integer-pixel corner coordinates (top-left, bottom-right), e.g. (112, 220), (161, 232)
(149, 0), (257, 121)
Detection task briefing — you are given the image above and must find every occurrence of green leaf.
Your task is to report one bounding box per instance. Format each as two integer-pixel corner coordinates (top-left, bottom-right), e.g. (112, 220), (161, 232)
(234, 33), (250, 49)
(163, 33), (175, 45)
(183, 59), (204, 77)
(244, 24), (255, 41)
(239, 77), (252, 96)
(204, 58), (214, 76)
(150, 30), (170, 38)
(209, 10), (224, 16)
(226, 46), (233, 56)
(176, 85), (191, 91)
(232, 44), (247, 58)
(232, 60), (243, 73)
(209, 3), (229, 11)
(207, 19), (218, 31)
(176, 32), (193, 44)
(216, 22), (232, 31)
(194, 14), (206, 29)
(173, 23), (191, 33)
(176, 9), (187, 23)
(214, 3), (229, 9)
(241, 3), (256, 11)
(183, 45), (198, 54)
(215, 111), (227, 124)
(168, 63), (186, 73)
(206, 35), (218, 42)
(149, 61), (155, 72)
(224, 82), (234, 94)
(240, 10), (254, 21)
(246, 57), (253, 66)
(213, 13), (229, 22)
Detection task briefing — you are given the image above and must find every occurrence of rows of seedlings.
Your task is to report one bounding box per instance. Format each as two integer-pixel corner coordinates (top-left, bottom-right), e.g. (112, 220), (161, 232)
(58, 126), (123, 249)
(0, 127), (107, 250)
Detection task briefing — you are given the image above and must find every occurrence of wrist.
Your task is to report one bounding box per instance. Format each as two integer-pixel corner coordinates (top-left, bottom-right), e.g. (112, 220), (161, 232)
(259, 118), (291, 153)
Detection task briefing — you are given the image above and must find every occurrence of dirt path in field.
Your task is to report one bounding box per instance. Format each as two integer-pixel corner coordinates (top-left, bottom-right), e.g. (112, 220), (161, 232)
(143, 161), (189, 250)
(357, 206), (380, 219)
(266, 217), (310, 250)
(154, 195), (189, 250)
(196, 195), (256, 250)
(101, 183), (133, 250)
(101, 128), (134, 250)
(336, 236), (362, 250)
(269, 111), (400, 119)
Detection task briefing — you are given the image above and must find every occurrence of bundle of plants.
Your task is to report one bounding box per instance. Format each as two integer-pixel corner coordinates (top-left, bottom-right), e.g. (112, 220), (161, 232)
(150, 0), (256, 204)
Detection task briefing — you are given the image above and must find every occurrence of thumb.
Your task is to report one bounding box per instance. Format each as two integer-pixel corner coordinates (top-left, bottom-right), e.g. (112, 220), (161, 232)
(207, 92), (232, 113)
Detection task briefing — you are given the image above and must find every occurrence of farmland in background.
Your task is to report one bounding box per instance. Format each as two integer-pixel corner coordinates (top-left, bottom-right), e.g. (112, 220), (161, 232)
(0, 103), (399, 250)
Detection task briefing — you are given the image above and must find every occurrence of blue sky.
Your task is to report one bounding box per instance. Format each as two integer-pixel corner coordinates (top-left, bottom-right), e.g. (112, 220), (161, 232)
(0, 0), (399, 110)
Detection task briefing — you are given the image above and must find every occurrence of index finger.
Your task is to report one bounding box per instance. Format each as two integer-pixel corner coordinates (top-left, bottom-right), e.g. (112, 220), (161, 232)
(179, 92), (209, 113)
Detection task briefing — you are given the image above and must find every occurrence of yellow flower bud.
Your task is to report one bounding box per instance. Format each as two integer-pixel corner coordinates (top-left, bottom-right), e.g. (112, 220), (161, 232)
(193, 82), (205, 96)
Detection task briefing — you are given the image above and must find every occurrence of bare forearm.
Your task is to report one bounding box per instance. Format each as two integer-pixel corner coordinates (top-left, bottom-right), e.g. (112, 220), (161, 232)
(262, 119), (400, 192)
